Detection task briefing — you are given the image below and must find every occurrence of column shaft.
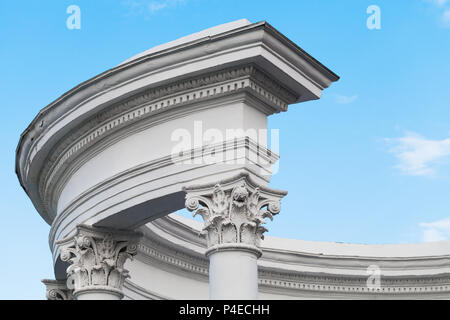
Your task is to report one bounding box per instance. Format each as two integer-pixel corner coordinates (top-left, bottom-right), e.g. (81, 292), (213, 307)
(209, 250), (259, 300)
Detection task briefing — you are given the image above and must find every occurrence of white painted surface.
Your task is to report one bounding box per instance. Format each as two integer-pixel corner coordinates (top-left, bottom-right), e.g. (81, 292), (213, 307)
(75, 291), (122, 300)
(57, 102), (268, 214)
(127, 258), (208, 300)
(120, 19), (252, 65)
(208, 250), (259, 300)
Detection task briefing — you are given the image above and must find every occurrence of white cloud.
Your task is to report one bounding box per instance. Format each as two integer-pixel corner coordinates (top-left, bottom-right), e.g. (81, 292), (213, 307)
(443, 9), (450, 25)
(123, 0), (185, 16)
(426, 0), (449, 7)
(425, 0), (450, 27)
(334, 94), (358, 105)
(435, 0), (448, 6)
(386, 132), (450, 176)
(420, 218), (450, 242)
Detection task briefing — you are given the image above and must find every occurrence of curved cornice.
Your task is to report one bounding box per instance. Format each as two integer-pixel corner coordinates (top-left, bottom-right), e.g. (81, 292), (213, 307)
(16, 20), (339, 224)
(132, 214), (450, 298)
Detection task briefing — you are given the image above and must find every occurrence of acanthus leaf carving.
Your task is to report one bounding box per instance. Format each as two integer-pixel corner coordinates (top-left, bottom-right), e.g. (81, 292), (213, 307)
(185, 177), (285, 249)
(57, 225), (141, 297)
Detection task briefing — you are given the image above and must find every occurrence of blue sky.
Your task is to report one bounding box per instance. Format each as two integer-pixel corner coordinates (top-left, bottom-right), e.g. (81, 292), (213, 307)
(1, 0), (450, 299)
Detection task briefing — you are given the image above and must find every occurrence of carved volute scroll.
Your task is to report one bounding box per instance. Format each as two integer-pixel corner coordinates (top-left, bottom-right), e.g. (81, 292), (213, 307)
(42, 279), (74, 300)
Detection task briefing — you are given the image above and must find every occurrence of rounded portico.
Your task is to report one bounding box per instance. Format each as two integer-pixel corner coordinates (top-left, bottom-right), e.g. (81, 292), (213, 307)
(17, 19), (450, 300)
(16, 19), (338, 299)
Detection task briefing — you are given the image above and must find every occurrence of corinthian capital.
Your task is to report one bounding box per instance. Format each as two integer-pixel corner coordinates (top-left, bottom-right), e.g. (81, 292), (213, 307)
(184, 173), (287, 254)
(57, 225), (141, 299)
(42, 279), (74, 300)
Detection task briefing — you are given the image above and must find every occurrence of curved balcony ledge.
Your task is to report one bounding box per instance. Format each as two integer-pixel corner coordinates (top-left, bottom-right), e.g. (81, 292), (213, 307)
(122, 214), (450, 299)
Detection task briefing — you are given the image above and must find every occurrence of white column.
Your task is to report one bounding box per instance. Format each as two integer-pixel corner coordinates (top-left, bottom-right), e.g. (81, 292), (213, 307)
(185, 173), (286, 300)
(57, 225), (141, 300)
(208, 245), (260, 299)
